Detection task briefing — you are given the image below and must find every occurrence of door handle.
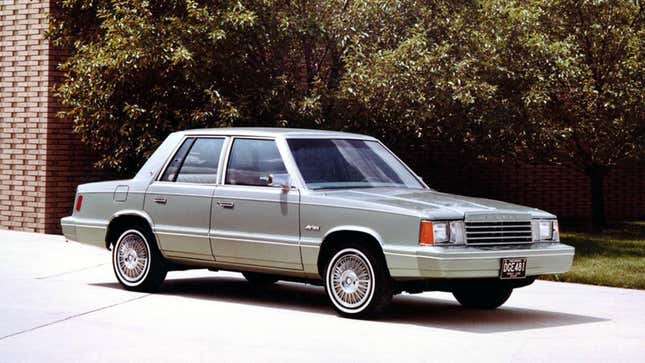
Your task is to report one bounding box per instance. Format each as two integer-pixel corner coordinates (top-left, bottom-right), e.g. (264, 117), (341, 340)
(217, 201), (234, 209)
(153, 197), (167, 204)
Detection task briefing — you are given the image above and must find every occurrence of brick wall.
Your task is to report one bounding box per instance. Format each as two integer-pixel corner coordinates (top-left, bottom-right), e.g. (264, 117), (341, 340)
(0, 0), (50, 232)
(0, 0), (103, 234)
(413, 152), (645, 223)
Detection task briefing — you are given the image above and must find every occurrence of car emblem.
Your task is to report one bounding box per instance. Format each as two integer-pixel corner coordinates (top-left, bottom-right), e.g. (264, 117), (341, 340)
(304, 225), (320, 231)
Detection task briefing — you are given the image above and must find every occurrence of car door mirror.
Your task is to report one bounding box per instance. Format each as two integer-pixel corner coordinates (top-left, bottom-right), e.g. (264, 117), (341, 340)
(267, 173), (291, 191)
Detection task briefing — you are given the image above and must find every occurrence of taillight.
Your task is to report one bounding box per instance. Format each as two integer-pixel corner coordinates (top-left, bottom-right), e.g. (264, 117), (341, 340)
(419, 220), (434, 245)
(75, 195), (83, 212)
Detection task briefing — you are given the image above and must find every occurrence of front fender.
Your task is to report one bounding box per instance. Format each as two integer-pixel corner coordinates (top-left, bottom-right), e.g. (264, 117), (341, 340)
(322, 225), (384, 246)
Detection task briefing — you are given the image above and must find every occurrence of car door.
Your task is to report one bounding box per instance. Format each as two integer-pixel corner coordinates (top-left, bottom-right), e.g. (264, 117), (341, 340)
(145, 136), (227, 261)
(210, 137), (302, 270)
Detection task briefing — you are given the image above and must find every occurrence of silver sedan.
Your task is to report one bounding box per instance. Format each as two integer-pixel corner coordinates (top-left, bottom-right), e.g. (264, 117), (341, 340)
(61, 128), (574, 318)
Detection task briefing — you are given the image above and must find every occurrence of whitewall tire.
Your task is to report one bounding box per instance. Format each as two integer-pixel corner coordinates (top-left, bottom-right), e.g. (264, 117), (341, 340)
(112, 226), (167, 292)
(324, 245), (392, 318)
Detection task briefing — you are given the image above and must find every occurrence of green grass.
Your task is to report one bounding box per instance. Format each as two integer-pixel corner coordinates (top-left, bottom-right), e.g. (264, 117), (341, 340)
(541, 226), (645, 289)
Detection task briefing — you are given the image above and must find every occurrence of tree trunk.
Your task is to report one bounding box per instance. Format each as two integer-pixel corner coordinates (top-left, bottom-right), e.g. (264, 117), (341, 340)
(587, 166), (607, 230)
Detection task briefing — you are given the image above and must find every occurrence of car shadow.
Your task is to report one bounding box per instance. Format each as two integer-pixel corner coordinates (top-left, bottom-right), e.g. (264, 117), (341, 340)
(92, 275), (607, 333)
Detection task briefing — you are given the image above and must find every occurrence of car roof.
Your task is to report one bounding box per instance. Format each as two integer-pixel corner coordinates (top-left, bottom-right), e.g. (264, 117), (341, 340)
(175, 127), (377, 140)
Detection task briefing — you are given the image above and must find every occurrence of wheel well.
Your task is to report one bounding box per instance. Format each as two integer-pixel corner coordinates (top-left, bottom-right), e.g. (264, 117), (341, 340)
(316, 230), (387, 277)
(105, 215), (154, 250)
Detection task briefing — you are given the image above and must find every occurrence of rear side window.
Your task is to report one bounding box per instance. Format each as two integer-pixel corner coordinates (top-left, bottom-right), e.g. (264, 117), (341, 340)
(175, 138), (225, 184)
(160, 137), (225, 184)
(225, 139), (287, 186)
(160, 138), (194, 182)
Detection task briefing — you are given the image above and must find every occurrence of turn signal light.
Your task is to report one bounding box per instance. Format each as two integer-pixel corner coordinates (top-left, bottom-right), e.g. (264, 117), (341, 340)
(419, 220), (434, 245)
(75, 195), (83, 212)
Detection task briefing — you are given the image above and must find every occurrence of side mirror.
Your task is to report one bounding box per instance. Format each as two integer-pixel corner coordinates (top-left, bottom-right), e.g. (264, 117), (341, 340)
(267, 173), (292, 192)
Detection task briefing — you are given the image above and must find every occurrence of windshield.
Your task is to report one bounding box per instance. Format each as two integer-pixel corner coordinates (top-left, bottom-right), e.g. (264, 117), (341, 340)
(287, 138), (425, 190)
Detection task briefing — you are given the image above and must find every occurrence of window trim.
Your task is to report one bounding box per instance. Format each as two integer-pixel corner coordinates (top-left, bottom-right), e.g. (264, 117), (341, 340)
(221, 136), (290, 188)
(157, 136), (227, 185)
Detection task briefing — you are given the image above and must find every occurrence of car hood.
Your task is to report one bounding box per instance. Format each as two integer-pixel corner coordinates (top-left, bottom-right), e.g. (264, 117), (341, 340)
(321, 188), (555, 220)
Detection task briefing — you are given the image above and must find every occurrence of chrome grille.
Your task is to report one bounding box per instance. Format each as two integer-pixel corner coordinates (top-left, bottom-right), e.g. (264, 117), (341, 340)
(465, 221), (533, 245)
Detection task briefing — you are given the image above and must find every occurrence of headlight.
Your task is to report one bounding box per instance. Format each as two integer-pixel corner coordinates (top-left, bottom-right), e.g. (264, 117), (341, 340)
(532, 219), (559, 242)
(419, 220), (465, 245)
(433, 222), (449, 242)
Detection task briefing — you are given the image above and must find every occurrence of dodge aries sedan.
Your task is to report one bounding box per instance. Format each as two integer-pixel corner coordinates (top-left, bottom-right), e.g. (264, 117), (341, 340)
(61, 128), (574, 318)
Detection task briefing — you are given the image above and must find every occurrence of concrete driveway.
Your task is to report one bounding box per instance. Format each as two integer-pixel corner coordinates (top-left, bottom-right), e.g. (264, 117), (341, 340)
(0, 230), (643, 362)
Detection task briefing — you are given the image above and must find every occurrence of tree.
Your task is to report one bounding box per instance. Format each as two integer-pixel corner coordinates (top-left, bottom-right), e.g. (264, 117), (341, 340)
(339, 0), (644, 228)
(50, 0), (502, 173)
(483, 0), (644, 228)
(50, 0), (356, 173)
(51, 0), (643, 227)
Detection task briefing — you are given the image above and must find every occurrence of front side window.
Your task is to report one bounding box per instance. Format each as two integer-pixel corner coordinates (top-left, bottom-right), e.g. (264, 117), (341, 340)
(175, 138), (225, 184)
(225, 139), (287, 186)
(287, 138), (424, 190)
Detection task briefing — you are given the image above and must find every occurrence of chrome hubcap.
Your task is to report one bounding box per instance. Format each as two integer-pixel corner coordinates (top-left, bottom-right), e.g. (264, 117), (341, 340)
(117, 233), (149, 282)
(330, 253), (372, 308)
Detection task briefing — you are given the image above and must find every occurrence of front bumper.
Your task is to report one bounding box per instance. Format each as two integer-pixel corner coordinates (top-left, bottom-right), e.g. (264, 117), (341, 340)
(384, 242), (574, 279)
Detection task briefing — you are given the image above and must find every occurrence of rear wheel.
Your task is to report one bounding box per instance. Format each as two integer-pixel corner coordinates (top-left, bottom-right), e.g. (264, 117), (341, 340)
(324, 244), (392, 319)
(112, 226), (167, 292)
(242, 272), (279, 286)
(452, 281), (512, 309)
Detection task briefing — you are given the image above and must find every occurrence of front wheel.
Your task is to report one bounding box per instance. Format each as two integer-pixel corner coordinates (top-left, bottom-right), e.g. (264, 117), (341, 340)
(452, 281), (512, 309)
(112, 227), (167, 292)
(324, 246), (392, 319)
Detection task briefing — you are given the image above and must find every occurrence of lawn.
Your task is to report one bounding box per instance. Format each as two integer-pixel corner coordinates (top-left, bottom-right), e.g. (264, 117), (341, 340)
(542, 224), (645, 289)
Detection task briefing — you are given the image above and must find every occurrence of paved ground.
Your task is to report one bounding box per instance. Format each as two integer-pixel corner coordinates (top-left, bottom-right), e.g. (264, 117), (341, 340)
(0, 230), (644, 362)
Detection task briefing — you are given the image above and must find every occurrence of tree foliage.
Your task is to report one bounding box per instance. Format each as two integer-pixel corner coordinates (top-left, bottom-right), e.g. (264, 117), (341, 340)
(51, 0), (643, 225)
(52, 0), (358, 171)
(487, 0), (644, 171)
(339, 0), (643, 168)
(329, 0), (644, 226)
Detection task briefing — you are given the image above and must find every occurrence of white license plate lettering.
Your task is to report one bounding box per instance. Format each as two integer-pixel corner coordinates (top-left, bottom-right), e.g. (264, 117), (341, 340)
(500, 258), (527, 279)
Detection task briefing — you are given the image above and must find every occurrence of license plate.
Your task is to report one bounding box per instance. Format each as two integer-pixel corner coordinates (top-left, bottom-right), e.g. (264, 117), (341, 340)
(500, 258), (527, 279)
